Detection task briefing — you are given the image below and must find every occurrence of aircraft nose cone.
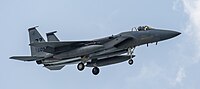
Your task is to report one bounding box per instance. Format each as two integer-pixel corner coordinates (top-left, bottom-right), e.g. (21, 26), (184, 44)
(155, 30), (181, 41)
(168, 30), (181, 38)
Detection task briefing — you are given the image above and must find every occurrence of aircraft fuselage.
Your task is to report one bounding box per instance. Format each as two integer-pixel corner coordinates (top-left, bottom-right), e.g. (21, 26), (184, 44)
(10, 26), (181, 75)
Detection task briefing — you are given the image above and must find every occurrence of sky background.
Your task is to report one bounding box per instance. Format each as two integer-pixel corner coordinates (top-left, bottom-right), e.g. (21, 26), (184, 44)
(0, 0), (199, 89)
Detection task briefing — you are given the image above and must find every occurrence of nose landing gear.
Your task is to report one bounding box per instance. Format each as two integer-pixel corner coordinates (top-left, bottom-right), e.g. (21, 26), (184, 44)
(127, 47), (135, 65)
(128, 59), (134, 65)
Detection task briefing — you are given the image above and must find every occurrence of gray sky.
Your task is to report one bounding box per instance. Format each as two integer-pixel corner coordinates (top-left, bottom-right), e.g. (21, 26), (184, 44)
(0, 0), (199, 89)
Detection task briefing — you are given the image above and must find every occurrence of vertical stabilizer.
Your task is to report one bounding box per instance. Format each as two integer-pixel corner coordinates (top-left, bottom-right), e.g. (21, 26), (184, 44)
(46, 31), (60, 41)
(28, 26), (47, 57)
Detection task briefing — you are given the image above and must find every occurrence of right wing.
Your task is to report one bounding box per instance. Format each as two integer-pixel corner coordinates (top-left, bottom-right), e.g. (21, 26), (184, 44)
(9, 56), (43, 61)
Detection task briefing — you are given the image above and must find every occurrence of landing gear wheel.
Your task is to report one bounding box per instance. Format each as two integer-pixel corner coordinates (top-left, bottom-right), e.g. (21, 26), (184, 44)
(92, 67), (100, 75)
(128, 59), (134, 65)
(77, 62), (85, 71)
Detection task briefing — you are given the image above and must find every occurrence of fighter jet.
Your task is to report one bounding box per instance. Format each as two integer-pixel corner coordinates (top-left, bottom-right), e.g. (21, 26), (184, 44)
(10, 26), (181, 75)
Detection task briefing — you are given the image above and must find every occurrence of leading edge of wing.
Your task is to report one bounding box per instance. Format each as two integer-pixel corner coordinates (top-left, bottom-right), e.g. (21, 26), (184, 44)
(29, 41), (96, 48)
(9, 56), (44, 61)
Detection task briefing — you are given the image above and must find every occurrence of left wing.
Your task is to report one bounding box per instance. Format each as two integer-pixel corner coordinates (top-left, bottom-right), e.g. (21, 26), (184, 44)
(43, 58), (80, 70)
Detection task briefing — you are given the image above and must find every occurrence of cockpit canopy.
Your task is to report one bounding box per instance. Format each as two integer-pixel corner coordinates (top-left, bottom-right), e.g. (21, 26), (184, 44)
(137, 26), (152, 31)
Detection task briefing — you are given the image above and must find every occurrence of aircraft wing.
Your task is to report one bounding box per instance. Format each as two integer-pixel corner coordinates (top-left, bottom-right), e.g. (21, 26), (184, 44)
(43, 58), (80, 70)
(29, 41), (96, 48)
(9, 56), (44, 61)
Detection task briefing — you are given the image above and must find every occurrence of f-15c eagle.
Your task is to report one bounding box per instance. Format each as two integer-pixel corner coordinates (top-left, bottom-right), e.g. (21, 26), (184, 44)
(10, 26), (181, 75)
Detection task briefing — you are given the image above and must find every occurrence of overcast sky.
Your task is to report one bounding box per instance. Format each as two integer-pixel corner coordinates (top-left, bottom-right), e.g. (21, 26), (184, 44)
(0, 0), (199, 89)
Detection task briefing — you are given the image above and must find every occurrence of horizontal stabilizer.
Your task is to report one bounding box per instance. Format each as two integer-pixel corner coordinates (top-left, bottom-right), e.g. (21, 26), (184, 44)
(44, 65), (65, 70)
(9, 56), (43, 61)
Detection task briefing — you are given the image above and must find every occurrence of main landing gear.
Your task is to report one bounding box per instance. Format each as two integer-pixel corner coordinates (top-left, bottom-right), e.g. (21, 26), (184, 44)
(77, 62), (100, 75)
(77, 56), (88, 71)
(128, 47), (135, 65)
(77, 56), (100, 75)
(92, 67), (100, 75)
(77, 62), (85, 71)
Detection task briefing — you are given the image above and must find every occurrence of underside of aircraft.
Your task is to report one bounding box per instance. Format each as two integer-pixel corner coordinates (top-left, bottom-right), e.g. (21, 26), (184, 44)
(10, 26), (181, 75)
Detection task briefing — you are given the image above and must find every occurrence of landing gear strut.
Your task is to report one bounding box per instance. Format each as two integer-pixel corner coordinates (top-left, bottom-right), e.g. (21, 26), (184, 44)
(77, 56), (89, 71)
(128, 47), (135, 65)
(77, 62), (85, 71)
(92, 67), (100, 75)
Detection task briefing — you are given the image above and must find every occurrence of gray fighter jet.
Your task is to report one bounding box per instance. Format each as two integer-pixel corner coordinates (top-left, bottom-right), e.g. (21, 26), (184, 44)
(10, 26), (181, 75)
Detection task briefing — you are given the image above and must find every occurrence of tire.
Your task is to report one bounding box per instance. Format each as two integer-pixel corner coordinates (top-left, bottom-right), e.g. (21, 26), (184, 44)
(128, 59), (134, 65)
(92, 67), (100, 75)
(77, 62), (85, 71)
